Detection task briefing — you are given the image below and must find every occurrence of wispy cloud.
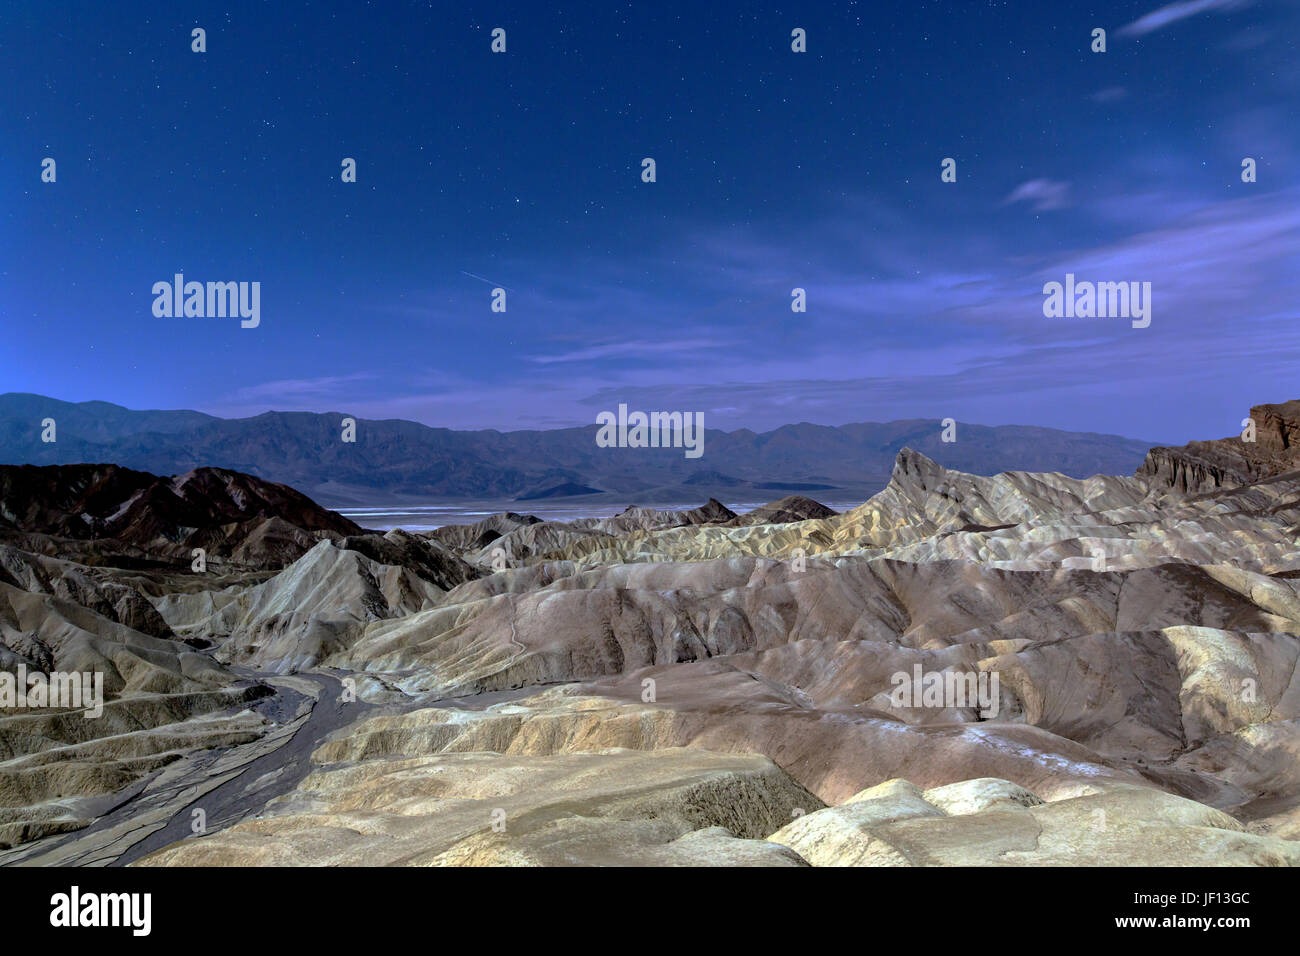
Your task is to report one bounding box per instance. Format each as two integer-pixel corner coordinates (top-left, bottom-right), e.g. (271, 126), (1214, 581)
(223, 373), (377, 404)
(1089, 86), (1128, 103)
(529, 338), (726, 364)
(1004, 179), (1072, 211)
(1118, 0), (1251, 37)
(204, 172), (1300, 441)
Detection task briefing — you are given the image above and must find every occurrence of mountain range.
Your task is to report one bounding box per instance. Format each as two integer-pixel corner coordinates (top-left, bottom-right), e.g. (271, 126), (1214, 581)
(0, 393), (1157, 507)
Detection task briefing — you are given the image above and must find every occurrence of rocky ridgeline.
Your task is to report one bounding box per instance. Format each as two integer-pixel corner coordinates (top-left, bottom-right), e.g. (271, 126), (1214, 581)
(1138, 400), (1300, 493)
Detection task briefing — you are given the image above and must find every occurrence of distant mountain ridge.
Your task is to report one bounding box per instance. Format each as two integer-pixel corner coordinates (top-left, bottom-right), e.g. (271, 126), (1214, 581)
(0, 393), (1156, 507)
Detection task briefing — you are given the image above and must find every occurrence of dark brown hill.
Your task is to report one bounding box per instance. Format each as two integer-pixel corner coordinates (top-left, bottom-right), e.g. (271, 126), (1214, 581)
(0, 463), (362, 568)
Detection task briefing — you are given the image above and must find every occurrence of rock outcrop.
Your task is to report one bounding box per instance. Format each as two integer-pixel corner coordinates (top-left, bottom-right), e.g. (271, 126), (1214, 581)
(135, 748), (818, 867)
(0, 463), (364, 570)
(768, 777), (1300, 866)
(1138, 400), (1300, 493)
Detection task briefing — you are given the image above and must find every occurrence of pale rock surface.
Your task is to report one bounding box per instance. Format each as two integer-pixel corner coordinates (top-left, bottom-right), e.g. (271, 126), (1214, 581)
(136, 748), (818, 866)
(770, 778), (1300, 866)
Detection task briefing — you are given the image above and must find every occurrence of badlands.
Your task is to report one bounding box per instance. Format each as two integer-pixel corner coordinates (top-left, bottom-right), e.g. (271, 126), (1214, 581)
(2, 402), (1300, 866)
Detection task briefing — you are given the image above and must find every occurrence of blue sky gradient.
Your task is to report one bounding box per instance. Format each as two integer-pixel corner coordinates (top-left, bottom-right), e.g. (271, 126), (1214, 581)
(2, 0), (1297, 443)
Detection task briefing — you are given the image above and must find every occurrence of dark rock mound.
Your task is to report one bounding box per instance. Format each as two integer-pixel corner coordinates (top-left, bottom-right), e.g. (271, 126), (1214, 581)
(516, 482), (603, 500)
(734, 495), (839, 527)
(0, 463), (362, 569)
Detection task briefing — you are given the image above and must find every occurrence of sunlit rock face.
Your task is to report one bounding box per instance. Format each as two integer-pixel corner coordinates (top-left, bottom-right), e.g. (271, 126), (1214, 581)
(5, 407), (1300, 866)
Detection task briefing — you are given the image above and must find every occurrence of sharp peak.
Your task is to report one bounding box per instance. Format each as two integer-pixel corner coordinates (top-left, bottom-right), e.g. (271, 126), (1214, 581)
(894, 447), (943, 469)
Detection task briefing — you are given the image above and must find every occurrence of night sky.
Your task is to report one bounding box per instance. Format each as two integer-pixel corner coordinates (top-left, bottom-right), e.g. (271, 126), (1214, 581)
(3, 0), (1297, 443)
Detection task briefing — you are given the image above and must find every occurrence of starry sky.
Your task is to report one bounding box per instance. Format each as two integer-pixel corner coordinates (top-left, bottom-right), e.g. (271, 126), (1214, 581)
(3, 0), (1298, 443)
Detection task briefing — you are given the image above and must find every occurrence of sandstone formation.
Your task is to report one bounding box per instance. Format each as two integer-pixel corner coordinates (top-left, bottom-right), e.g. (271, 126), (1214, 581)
(1138, 400), (1300, 493)
(767, 777), (1300, 866)
(3, 403), (1300, 867)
